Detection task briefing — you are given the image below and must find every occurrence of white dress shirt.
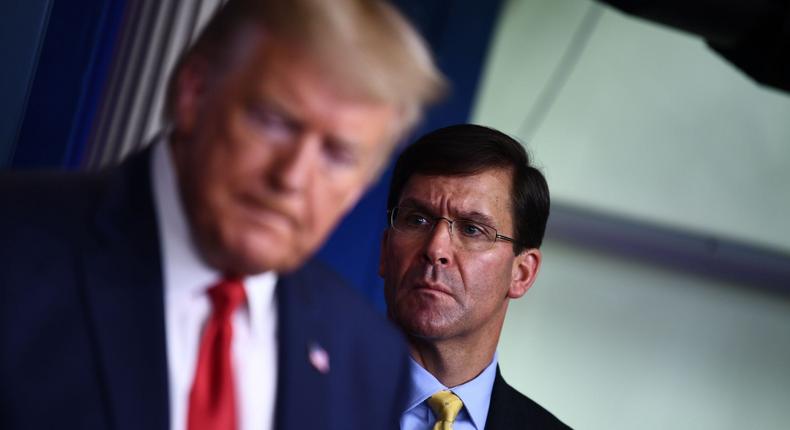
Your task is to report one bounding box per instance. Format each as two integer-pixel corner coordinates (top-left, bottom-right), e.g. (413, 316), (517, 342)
(400, 353), (499, 430)
(151, 140), (278, 430)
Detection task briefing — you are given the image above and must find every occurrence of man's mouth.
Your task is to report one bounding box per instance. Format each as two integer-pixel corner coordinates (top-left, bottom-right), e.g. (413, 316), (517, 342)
(237, 194), (297, 231)
(413, 280), (453, 297)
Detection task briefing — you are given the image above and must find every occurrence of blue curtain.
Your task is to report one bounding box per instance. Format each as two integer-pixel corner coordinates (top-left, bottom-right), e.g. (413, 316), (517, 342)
(9, 0), (126, 169)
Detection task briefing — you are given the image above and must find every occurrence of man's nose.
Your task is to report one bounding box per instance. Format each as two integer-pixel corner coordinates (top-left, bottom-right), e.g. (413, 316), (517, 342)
(423, 219), (453, 266)
(271, 133), (320, 192)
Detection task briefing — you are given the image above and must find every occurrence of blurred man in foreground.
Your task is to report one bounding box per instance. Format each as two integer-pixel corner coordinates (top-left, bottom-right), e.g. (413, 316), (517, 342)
(0, 0), (443, 429)
(380, 125), (570, 429)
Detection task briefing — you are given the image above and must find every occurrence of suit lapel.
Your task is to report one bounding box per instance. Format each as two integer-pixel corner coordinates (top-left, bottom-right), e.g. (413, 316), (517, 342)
(485, 366), (571, 429)
(484, 366), (511, 430)
(80, 148), (170, 430)
(274, 264), (332, 429)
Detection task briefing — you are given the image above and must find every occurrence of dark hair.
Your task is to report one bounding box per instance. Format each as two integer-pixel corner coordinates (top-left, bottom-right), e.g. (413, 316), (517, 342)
(387, 124), (550, 253)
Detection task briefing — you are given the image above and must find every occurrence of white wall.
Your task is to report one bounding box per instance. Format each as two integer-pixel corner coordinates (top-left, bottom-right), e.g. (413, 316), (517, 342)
(473, 1), (790, 428)
(499, 241), (790, 429)
(473, 0), (790, 253)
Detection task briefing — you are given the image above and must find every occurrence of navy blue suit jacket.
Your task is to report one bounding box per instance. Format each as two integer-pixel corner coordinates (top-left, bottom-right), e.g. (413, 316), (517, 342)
(0, 148), (409, 429)
(484, 367), (571, 430)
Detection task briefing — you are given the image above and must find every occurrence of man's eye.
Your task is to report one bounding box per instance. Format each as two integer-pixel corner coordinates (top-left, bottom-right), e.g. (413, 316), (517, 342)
(404, 212), (431, 227)
(247, 104), (296, 140)
(458, 222), (485, 237)
(323, 140), (358, 167)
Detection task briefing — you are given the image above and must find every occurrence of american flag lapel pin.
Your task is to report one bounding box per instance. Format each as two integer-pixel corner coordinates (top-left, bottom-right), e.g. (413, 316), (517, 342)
(308, 341), (330, 374)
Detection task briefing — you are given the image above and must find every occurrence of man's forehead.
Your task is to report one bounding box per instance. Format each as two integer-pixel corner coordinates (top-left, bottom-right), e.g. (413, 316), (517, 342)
(401, 169), (512, 194)
(398, 170), (513, 216)
(237, 42), (399, 138)
(247, 36), (396, 106)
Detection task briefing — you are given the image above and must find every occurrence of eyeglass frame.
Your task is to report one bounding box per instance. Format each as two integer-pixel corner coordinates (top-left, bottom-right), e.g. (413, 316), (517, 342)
(387, 205), (518, 250)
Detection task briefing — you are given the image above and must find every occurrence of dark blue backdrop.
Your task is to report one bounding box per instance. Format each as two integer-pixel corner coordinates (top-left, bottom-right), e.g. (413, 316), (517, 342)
(9, 0), (126, 169)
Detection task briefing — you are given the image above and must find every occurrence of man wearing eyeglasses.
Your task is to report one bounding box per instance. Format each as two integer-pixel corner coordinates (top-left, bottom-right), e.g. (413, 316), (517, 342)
(379, 124), (570, 429)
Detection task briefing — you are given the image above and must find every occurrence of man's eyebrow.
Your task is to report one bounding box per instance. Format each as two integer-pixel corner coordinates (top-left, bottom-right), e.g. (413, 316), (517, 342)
(250, 93), (301, 122)
(397, 198), (498, 226)
(397, 197), (431, 212)
(254, 94), (360, 152)
(456, 210), (496, 227)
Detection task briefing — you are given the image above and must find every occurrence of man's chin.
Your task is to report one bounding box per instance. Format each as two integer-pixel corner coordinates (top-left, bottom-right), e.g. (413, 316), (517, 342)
(213, 231), (301, 275)
(406, 325), (451, 342)
(216, 250), (295, 276)
(397, 309), (453, 340)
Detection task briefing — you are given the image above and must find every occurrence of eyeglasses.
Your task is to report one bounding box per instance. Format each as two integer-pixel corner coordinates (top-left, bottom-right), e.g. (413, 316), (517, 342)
(388, 206), (517, 252)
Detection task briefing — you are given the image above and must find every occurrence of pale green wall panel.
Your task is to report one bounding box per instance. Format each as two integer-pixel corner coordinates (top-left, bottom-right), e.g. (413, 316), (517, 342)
(473, 0), (790, 253)
(499, 241), (790, 429)
(473, 1), (790, 428)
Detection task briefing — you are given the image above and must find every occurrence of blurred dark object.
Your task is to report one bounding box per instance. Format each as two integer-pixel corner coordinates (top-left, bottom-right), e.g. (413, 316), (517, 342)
(598, 0), (790, 93)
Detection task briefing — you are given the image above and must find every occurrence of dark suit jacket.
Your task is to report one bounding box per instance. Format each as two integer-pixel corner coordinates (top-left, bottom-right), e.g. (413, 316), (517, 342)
(0, 148), (409, 430)
(484, 367), (571, 430)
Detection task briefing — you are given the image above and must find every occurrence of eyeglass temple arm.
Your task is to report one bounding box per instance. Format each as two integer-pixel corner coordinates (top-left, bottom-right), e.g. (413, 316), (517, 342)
(496, 234), (517, 243)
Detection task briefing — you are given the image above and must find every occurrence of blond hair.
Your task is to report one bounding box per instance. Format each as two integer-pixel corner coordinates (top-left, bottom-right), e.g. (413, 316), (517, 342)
(164, 0), (445, 138)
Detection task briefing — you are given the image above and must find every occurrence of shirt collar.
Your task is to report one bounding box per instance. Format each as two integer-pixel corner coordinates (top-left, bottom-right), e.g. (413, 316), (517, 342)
(451, 353), (498, 430)
(405, 352), (499, 430)
(405, 357), (446, 413)
(150, 137), (277, 327)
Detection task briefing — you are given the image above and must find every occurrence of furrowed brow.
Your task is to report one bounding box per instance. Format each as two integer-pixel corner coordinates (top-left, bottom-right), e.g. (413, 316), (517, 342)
(396, 198), (434, 214)
(455, 210), (496, 227)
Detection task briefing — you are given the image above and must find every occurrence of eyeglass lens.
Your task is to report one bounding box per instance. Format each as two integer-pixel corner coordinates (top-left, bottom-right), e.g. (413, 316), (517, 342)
(391, 207), (498, 251)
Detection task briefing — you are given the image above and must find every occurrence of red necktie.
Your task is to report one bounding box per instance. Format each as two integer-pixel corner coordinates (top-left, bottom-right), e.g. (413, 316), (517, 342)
(188, 278), (246, 430)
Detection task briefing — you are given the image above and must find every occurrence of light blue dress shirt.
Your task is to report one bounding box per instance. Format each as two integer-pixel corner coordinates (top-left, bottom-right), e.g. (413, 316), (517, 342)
(400, 352), (498, 430)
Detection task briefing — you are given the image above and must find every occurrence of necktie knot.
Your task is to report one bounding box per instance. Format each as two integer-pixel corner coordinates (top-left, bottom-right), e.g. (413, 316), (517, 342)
(428, 390), (463, 429)
(208, 278), (246, 317)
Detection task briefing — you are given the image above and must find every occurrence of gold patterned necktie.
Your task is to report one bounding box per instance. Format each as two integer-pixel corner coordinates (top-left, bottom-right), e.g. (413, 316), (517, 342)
(428, 390), (464, 430)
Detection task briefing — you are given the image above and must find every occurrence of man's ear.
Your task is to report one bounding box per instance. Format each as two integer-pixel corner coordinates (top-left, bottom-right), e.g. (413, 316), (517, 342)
(173, 56), (212, 136)
(508, 248), (541, 299)
(378, 229), (390, 278)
